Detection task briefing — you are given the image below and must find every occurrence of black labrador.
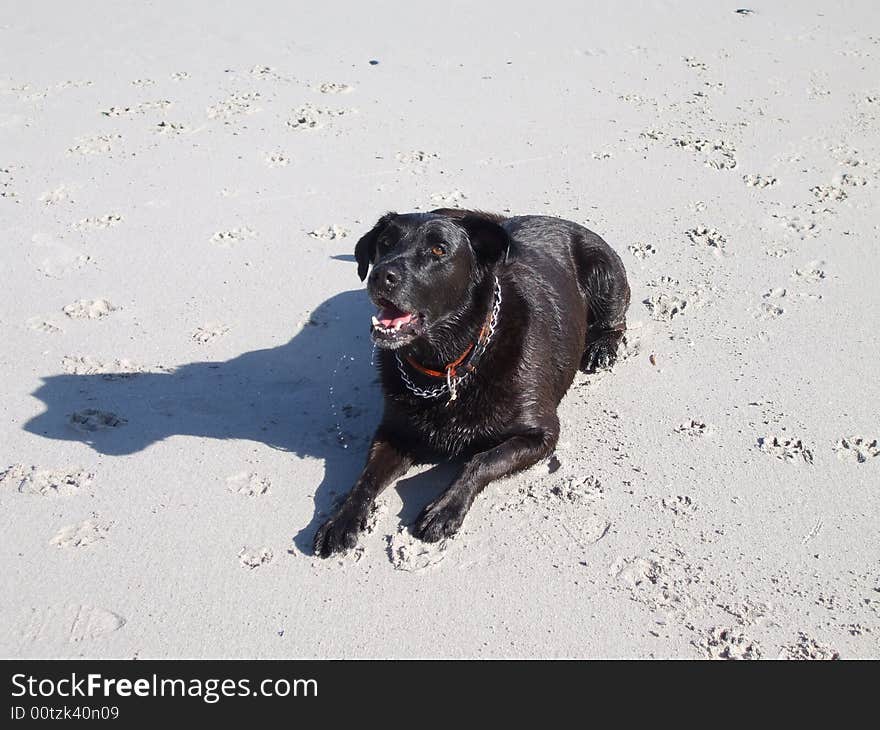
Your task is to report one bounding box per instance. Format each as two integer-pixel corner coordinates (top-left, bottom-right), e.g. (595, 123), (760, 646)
(314, 208), (630, 557)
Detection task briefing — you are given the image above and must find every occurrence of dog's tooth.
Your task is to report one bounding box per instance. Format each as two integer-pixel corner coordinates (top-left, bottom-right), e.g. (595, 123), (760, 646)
(371, 315), (380, 327)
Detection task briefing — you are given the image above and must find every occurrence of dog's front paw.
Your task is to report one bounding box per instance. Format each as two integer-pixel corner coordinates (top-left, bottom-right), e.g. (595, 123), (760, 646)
(413, 495), (469, 543)
(581, 331), (624, 373)
(313, 508), (365, 558)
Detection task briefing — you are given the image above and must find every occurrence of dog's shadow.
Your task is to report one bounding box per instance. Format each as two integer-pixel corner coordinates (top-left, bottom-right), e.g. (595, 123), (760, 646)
(24, 288), (450, 555)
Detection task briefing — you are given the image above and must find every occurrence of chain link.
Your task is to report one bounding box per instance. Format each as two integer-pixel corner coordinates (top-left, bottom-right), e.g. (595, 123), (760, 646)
(395, 276), (502, 401)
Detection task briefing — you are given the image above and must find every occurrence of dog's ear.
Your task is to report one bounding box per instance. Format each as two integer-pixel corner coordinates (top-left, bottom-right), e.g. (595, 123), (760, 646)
(456, 214), (512, 265)
(354, 213), (396, 281)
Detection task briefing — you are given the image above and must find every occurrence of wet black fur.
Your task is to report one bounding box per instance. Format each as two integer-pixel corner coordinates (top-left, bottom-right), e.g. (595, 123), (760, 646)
(314, 209), (630, 556)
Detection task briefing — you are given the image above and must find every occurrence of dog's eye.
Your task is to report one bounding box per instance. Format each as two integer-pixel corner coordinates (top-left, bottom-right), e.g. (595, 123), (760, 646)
(430, 245), (446, 257)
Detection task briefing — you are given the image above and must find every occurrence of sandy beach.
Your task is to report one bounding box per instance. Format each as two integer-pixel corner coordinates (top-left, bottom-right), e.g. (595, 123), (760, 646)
(1, 1), (878, 658)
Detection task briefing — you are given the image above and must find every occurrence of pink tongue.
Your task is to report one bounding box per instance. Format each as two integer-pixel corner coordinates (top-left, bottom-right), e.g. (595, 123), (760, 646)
(378, 305), (414, 328)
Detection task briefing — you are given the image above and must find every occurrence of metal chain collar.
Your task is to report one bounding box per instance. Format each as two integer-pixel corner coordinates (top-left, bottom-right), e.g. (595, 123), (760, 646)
(395, 276), (502, 402)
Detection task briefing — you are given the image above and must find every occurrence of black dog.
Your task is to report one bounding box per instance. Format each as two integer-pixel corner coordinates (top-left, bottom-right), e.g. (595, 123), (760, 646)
(314, 209), (630, 557)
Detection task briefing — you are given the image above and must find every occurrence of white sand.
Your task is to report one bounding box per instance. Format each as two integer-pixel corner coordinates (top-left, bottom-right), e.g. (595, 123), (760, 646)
(1, 1), (878, 659)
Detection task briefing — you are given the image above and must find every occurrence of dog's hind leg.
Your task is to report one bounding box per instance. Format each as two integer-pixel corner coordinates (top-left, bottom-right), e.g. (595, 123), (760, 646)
(571, 230), (631, 373)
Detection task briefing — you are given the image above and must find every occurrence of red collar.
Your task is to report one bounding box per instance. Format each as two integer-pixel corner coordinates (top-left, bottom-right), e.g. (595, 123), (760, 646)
(405, 341), (475, 380)
(403, 308), (492, 381)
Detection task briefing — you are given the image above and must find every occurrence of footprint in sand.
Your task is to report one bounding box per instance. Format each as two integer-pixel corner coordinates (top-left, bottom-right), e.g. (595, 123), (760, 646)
(755, 302), (785, 320)
(50, 516), (111, 548)
(27, 317), (63, 334)
(248, 65), (291, 82)
(264, 151), (290, 167)
(39, 184), (74, 205)
(226, 472), (271, 497)
(191, 324), (229, 345)
(686, 226), (727, 253)
(38, 252), (94, 278)
(743, 173), (777, 188)
(835, 172), (869, 188)
(772, 213), (819, 239)
(62, 298), (118, 319)
(207, 91), (261, 120)
(395, 151), (436, 164)
(67, 134), (122, 155)
(675, 420), (711, 437)
(548, 474), (607, 505)
(683, 56), (708, 71)
(308, 224), (349, 240)
(153, 121), (189, 136)
(72, 214), (123, 231)
(210, 227), (256, 245)
(628, 242), (657, 259)
(645, 275), (679, 288)
(755, 288), (787, 320)
(102, 100), (171, 117)
(61, 355), (153, 378)
(643, 292), (688, 322)
(576, 516), (612, 544)
(757, 435), (814, 464)
(21, 605), (125, 643)
(429, 189), (468, 207)
(1, 167), (17, 200)
(286, 104), (352, 130)
(779, 632), (839, 660)
(699, 627), (762, 660)
(395, 150), (439, 174)
(612, 556), (663, 593)
(69, 409), (127, 432)
(640, 128), (664, 142)
(55, 79), (93, 90)
(238, 547), (274, 569)
(661, 494), (697, 517)
(386, 528), (448, 572)
(833, 436), (879, 463)
(314, 81), (353, 94)
(620, 93), (657, 108)
(672, 136), (738, 170)
(755, 301), (785, 320)
(810, 184), (847, 202)
(792, 261), (826, 282)
(0, 464), (94, 497)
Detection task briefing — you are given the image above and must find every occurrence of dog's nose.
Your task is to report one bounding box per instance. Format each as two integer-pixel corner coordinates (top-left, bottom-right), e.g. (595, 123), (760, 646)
(376, 266), (400, 290)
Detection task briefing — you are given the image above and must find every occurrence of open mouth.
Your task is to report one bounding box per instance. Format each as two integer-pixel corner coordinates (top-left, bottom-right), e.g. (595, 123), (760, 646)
(371, 299), (424, 348)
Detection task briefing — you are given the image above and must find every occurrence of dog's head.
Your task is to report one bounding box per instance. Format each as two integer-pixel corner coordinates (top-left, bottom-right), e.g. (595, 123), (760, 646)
(354, 210), (510, 349)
